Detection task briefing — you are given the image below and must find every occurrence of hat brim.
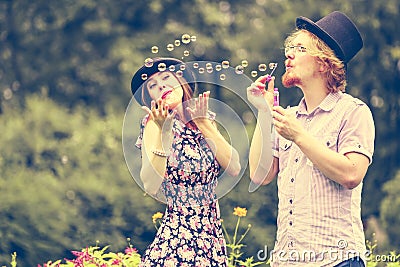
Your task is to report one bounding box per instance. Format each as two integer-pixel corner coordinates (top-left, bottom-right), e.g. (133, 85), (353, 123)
(296, 16), (345, 62)
(131, 58), (194, 106)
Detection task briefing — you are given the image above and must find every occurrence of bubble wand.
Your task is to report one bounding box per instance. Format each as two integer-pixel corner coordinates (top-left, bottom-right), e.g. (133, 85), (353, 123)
(266, 62), (278, 82)
(264, 63), (279, 106)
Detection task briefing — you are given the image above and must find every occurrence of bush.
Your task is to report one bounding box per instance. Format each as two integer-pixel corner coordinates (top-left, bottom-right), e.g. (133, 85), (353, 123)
(0, 95), (163, 265)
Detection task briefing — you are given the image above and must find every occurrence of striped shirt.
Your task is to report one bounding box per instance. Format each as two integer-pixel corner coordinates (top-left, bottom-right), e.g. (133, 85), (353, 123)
(271, 92), (375, 266)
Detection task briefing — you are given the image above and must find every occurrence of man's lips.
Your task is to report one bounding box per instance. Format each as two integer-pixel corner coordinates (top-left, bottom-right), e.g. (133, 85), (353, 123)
(161, 90), (172, 99)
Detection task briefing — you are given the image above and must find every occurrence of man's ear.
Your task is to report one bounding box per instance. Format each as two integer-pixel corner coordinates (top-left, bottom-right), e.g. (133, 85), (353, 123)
(319, 60), (328, 72)
(318, 60), (330, 74)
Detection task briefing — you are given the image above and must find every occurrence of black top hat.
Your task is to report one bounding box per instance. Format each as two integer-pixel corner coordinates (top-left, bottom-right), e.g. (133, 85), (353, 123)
(131, 57), (196, 106)
(296, 11), (363, 64)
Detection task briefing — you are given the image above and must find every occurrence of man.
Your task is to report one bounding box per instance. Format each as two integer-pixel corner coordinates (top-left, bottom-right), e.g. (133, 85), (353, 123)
(247, 11), (375, 267)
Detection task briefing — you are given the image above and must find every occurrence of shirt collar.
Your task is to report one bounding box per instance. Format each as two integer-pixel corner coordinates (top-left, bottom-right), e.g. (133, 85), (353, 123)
(297, 91), (343, 114)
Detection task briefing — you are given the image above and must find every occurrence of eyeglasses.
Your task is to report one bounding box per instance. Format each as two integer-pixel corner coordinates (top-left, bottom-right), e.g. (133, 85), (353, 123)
(284, 45), (307, 56)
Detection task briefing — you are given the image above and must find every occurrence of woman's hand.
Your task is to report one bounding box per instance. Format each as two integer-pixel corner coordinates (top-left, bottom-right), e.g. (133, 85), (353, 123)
(247, 75), (275, 112)
(186, 91), (210, 125)
(142, 98), (176, 133)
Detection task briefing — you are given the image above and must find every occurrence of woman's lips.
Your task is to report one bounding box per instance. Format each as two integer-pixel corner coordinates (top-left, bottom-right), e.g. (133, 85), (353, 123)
(161, 90), (172, 99)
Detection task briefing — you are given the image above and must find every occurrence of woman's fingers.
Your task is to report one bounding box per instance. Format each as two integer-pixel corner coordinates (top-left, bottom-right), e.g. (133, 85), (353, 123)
(141, 106), (151, 114)
(187, 91), (210, 120)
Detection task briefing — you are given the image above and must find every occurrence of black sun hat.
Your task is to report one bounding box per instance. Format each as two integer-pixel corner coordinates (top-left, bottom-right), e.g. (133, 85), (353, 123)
(296, 11), (363, 64)
(130, 57), (196, 106)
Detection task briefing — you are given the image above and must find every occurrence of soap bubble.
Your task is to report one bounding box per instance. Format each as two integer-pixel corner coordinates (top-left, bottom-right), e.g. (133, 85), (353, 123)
(222, 60), (230, 69)
(235, 65), (244, 74)
(182, 34), (191, 44)
(251, 71), (258, 77)
(199, 67), (205, 74)
(258, 64), (267, 72)
(144, 58), (154, 68)
(157, 63), (167, 72)
(241, 60), (249, 68)
(183, 50), (190, 57)
(174, 40), (181, 46)
(151, 46), (158, 54)
(180, 64), (186, 71)
(168, 65), (176, 72)
(220, 74), (226, 80)
(167, 44), (174, 51)
(176, 70), (183, 77)
(215, 64), (222, 71)
(141, 73), (148, 80)
(190, 35), (197, 42)
(193, 62), (199, 69)
(269, 62), (277, 69)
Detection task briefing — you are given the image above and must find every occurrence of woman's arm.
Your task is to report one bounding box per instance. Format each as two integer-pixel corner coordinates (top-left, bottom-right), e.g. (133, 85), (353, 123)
(140, 99), (175, 195)
(140, 120), (168, 195)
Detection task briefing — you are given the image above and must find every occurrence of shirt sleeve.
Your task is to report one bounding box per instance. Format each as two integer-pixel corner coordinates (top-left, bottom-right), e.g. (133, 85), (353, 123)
(135, 114), (150, 150)
(338, 102), (375, 164)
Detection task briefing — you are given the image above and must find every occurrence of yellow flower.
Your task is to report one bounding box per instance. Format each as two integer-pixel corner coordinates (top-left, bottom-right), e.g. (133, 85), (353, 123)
(233, 207), (247, 217)
(152, 212), (163, 223)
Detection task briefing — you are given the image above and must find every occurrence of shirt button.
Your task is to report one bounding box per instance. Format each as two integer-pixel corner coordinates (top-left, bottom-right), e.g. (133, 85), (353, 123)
(289, 210), (293, 215)
(291, 178), (294, 182)
(289, 199), (293, 204)
(295, 158), (299, 163)
(289, 221), (293, 226)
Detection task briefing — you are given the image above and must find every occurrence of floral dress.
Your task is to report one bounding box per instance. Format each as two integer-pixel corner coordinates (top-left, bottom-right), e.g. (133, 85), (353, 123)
(136, 113), (227, 267)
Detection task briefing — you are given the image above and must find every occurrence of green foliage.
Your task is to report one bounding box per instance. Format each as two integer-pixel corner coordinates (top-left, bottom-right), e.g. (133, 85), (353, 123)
(366, 238), (400, 267)
(4, 215), (400, 266)
(380, 170), (400, 246)
(222, 207), (267, 267)
(5, 244), (141, 267)
(37, 244), (141, 267)
(0, 95), (163, 265)
(0, 0), (399, 264)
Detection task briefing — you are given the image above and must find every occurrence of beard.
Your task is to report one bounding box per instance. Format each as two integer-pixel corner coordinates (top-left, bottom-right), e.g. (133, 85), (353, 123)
(282, 71), (301, 88)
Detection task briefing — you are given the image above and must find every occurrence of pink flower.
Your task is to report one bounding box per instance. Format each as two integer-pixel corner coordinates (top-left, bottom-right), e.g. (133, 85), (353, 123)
(112, 258), (122, 265)
(124, 246), (138, 255)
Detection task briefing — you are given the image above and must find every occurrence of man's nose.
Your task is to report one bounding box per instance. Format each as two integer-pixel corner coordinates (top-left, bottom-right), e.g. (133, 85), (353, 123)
(285, 52), (294, 59)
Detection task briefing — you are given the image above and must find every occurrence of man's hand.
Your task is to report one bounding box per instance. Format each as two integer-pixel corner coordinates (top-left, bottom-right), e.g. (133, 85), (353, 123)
(247, 75), (275, 112)
(272, 106), (304, 142)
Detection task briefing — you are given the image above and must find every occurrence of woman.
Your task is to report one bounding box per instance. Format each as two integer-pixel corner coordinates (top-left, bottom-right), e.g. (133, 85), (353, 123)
(131, 57), (241, 266)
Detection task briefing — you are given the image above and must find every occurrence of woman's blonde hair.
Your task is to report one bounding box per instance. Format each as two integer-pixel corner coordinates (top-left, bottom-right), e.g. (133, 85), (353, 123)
(285, 29), (347, 92)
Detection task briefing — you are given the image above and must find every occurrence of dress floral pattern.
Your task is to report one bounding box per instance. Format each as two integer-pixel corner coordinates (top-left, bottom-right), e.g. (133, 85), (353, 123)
(136, 113), (227, 267)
